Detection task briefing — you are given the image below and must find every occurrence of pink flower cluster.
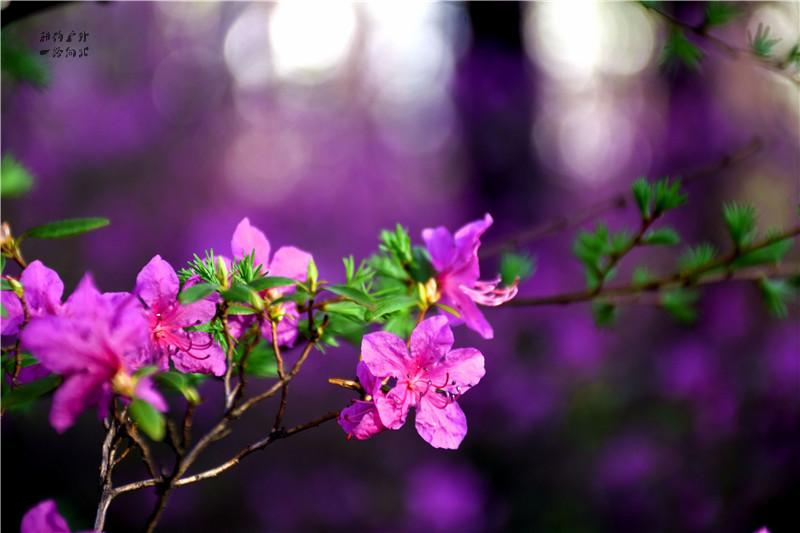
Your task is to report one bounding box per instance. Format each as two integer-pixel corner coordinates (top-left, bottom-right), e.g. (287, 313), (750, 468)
(2, 218), (312, 433)
(337, 215), (516, 449)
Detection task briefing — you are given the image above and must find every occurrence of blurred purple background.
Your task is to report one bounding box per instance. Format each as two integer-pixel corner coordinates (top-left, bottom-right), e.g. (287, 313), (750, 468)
(2, 2), (799, 532)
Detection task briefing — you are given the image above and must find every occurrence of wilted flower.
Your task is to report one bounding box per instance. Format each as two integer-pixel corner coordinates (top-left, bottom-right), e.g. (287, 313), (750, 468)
(422, 214), (517, 339)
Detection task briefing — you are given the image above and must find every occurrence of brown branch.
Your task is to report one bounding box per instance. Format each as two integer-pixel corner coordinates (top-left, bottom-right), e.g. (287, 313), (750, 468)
(508, 228), (800, 307)
(481, 137), (763, 257)
(173, 411), (339, 488)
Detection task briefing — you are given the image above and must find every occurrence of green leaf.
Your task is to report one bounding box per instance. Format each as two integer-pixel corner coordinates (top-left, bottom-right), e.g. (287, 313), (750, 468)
(573, 224), (609, 267)
(723, 202), (757, 247)
(248, 276), (298, 291)
(178, 283), (215, 304)
(632, 266), (654, 287)
(610, 231), (633, 256)
(749, 23), (781, 59)
(408, 246), (436, 283)
(241, 341), (278, 377)
(704, 3), (741, 27)
(155, 371), (200, 403)
(661, 29), (703, 71)
(1, 154), (34, 198)
(678, 243), (717, 273)
(435, 302), (461, 318)
(369, 296), (418, 320)
(660, 288), (698, 323)
(323, 301), (367, 322)
(732, 232), (794, 267)
(22, 217), (110, 240)
(1, 374), (60, 411)
(591, 301), (617, 327)
(324, 284), (374, 307)
(652, 178), (686, 215)
(220, 283), (257, 304)
(129, 399), (165, 441)
(758, 278), (796, 318)
(499, 252), (535, 286)
(1, 34), (48, 87)
(133, 365), (158, 378)
(632, 178), (652, 219)
(227, 304), (257, 316)
(641, 227), (681, 246)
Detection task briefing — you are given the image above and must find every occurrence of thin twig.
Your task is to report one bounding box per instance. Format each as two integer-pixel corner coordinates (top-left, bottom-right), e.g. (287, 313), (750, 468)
(644, 4), (800, 86)
(481, 137), (763, 257)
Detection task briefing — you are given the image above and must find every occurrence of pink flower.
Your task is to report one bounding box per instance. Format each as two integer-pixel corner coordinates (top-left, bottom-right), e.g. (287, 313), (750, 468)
(21, 275), (166, 432)
(337, 361), (386, 440)
(135, 255), (225, 376)
(422, 214), (517, 339)
(21, 499), (97, 533)
(230, 217), (312, 347)
(361, 316), (485, 449)
(2, 260), (64, 337)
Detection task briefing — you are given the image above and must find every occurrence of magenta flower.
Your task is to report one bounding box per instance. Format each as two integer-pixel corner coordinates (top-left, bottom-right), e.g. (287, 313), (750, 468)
(361, 316), (485, 449)
(21, 275), (166, 432)
(422, 214), (517, 339)
(337, 361), (386, 440)
(21, 499), (98, 533)
(231, 217), (312, 347)
(2, 260), (64, 338)
(135, 255), (225, 376)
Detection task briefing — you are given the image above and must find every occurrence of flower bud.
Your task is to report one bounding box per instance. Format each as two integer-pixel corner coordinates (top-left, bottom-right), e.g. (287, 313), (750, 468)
(216, 256), (229, 289)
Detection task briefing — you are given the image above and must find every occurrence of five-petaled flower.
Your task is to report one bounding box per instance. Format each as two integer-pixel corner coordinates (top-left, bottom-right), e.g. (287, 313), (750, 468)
(21, 275), (166, 432)
(359, 315), (485, 449)
(422, 213), (518, 339)
(230, 217), (313, 347)
(135, 255), (226, 376)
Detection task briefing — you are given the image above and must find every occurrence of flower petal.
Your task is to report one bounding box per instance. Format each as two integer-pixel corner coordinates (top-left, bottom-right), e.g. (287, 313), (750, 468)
(20, 260), (64, 315)
(22, 316), (109, 374)
(356, 360), (379, 395)
(415, 398), (468, 449)
(134, 376), (168, 412)
(50, 372), (107, 433)
(21, 499), (71, 533)
(262, 302), (300, 348)
(421, 226), (456, 272)
(135, 255), (179, 309)
(445, 288), (494, 339)
(231, 217), (271, 274)
(171, 331), (227, 377)
(172, 299), (216, 328)
(361, 331), (409, 378)
(459, 277), (518, 306)
(409, 315), (454, 367)
(374, 385), (413, 430)
(427, 347), (485, 395)
(269, 246), (312, 282)
(1, 290), (24, 336)
(338, 400), (385, 440)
